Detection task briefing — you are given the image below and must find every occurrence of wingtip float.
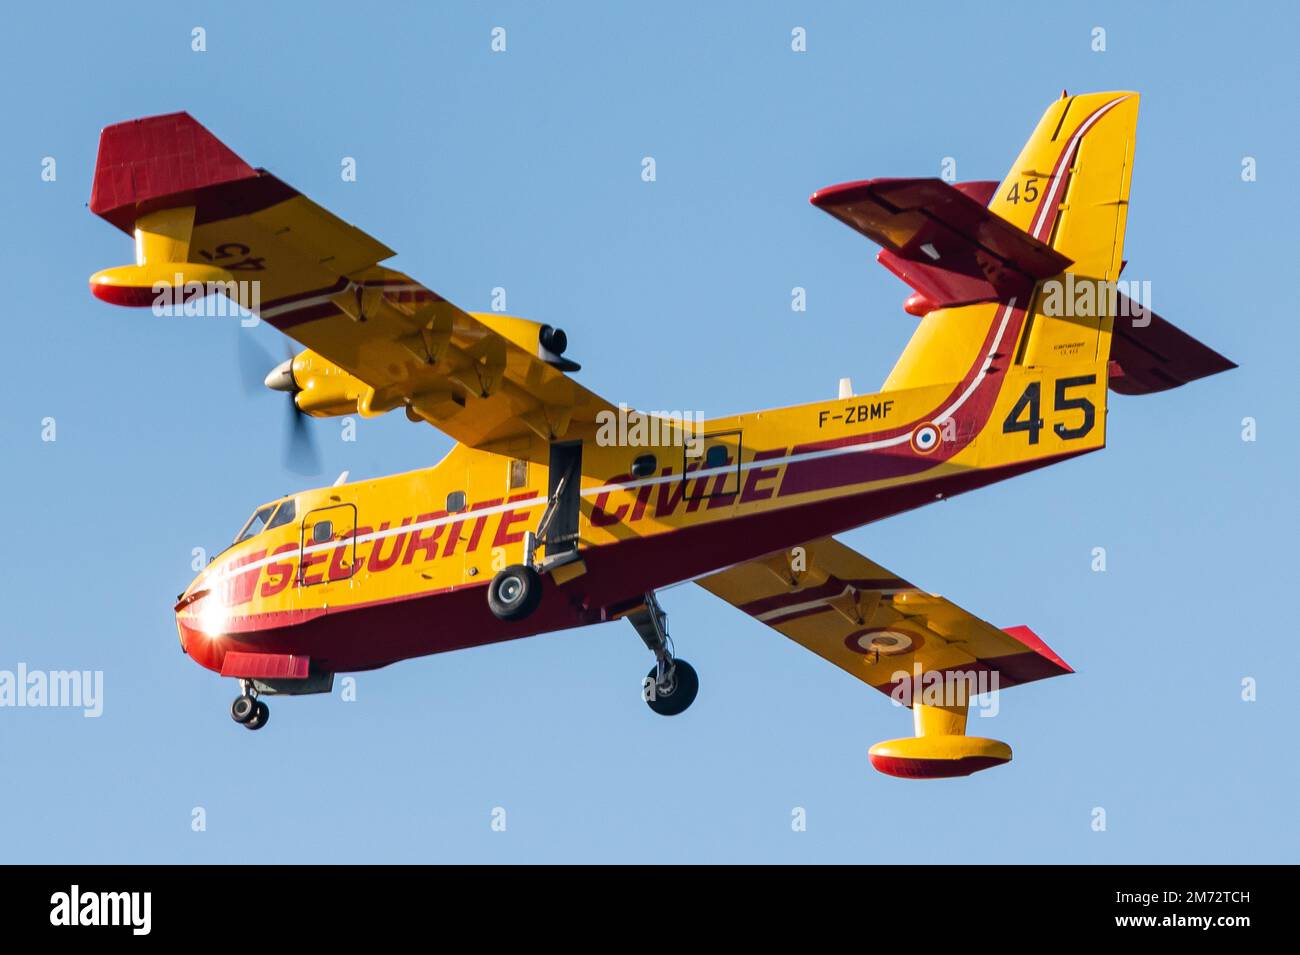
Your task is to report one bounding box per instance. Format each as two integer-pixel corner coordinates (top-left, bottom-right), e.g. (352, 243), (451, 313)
(87, 93), (1232, 778)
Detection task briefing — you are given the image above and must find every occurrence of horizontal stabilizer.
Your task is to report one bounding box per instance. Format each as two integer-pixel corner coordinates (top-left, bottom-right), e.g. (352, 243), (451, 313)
(811, 177), (1072, 307)
(949, 179), (999, 206)
(1108, 294), (1236, 395)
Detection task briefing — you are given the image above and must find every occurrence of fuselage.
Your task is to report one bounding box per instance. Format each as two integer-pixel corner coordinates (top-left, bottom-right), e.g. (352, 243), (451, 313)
(175, 300), (1102, 678)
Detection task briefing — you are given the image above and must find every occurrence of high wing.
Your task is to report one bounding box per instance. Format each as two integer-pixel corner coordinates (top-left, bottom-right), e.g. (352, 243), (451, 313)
(696, 536), (1072, 699)
(88, 112), (612, 452)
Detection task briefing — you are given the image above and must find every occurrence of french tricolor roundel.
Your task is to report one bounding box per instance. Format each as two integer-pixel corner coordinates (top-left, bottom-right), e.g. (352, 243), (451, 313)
(910, 422), (941, 454)
(845, 628), (920, 656)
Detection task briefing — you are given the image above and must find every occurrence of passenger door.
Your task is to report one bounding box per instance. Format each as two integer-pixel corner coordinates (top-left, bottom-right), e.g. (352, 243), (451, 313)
(299, 503), (358, 589)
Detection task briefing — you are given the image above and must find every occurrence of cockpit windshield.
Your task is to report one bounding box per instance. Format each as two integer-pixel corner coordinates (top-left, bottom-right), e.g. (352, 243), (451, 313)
(235, 504), (277, 543)
(267, 498), (296, 530)
(234, 498), (298, 544)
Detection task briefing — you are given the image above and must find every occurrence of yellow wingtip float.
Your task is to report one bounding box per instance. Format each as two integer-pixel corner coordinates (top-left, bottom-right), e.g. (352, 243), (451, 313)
(88, 94), (1234, 777)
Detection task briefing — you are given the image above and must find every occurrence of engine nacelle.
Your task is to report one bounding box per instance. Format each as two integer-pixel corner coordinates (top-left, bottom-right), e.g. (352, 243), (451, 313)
(269, 350), (373, 418)
(472, 313), (580, 371)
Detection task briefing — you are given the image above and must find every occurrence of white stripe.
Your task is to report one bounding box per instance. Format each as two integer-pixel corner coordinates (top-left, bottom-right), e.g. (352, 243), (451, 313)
(210, 296), (1018, 587)
(932, 301), (1015, 425)
(211, 247), (1027, 587)
(261, 281), (432, 320)
(1028, 95), (1130, 240)
(261, 290), (347, 319)
(755, 585), (913, 623)
(584, 301), (1018, 499)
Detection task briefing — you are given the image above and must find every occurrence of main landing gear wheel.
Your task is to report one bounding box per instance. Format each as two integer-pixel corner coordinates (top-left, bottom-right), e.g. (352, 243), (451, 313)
(232, 681), (270, 730)
(244, 700), (270, 731)
(231, 694), (257, 724)
(644, 658), (698, 717)
(488, 564), (542, 621)
(628, 591), (698, 716)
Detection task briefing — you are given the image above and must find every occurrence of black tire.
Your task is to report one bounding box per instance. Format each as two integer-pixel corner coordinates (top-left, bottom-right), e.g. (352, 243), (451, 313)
(644, 659), (699, 716)
(487, 564), (542, 621)
(244, 700), (270, 731)
(231, 695), (256, 724)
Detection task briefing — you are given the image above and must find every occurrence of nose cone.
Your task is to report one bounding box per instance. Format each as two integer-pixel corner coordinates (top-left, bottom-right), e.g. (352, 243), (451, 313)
(264, 358), (296, 392)
(174, 583), (223, 672)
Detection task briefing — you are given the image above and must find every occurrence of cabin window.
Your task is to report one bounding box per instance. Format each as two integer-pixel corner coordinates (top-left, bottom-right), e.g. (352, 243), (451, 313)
(311, 520), (334, 545)
(704, 445), (729, 469)
(446, 490), (467, 513)
(235, 504), (276, 543)
(508, 459), (528, 490)
(267, 498), (297, 530)
(631, 453), (657, 478)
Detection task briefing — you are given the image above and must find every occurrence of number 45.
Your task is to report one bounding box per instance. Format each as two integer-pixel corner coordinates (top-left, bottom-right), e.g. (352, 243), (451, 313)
(1001, 375), (1097, 445)
(1004, 178), (1041, 204)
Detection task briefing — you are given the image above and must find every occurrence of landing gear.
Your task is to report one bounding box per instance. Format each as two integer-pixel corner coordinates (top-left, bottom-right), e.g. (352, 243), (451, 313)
(644, 658), (698, 716)
(629, 591), (698, 716)
(231, 681), (270, 731)
(231, 693), (256, 723)
(486, 458), (579, 622)
(245, 700), (270, 730)
(487, 564), (542, 621)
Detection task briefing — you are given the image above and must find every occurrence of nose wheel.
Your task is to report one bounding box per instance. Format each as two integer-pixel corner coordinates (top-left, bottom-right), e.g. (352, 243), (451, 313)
(486, 462), (577, 622)
(629, 591), (698, 716)
(231, 681), (270, 730)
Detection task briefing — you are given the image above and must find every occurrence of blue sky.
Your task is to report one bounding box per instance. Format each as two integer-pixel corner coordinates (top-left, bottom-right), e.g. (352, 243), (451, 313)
(1, 0), (1295, 863)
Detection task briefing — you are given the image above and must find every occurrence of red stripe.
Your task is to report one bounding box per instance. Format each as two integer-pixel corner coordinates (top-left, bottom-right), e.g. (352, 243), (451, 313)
(267, 301), (343, 330)
(869, 753), (1008, 779)
(178, 453), (1088, 675)
(1029, 97), (1125, 243)
(779, 304), (1028, 496)
(260, 278), (350, 312)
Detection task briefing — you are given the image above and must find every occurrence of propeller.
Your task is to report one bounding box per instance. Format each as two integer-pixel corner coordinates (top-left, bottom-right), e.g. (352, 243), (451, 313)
(283, 390), (321, 476)
(236, 328), (321, 475)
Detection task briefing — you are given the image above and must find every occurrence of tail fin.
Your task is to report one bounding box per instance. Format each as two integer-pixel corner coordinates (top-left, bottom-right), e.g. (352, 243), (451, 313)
(988, 91), (1138, 283)
(809, 91), (1232, 478)
(812, 91), (1142, 394)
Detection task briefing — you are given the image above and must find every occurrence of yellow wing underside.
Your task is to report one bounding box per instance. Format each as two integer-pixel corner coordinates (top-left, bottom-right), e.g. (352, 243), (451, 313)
(192, 191), (611, 452)
(697, 537), (1072, 698)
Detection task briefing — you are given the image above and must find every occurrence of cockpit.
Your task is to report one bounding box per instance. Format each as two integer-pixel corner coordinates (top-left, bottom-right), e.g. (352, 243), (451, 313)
(234, 498), (297, 543)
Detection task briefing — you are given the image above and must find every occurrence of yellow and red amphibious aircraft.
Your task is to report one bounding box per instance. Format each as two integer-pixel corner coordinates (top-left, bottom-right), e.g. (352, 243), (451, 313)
(88, 91), (1232, 777)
